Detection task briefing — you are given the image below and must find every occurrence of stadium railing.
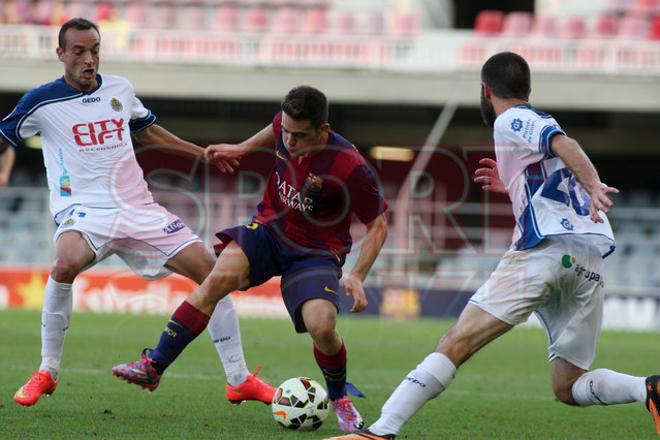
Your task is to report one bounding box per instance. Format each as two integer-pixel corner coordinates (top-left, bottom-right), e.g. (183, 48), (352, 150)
(1, 25), (660, 73)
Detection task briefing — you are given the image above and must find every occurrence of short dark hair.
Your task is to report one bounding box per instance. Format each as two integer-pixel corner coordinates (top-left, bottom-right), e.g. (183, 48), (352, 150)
(58, 18), (100, 50)
(481, 52), (531, 100)
(281, 86), (328, 129)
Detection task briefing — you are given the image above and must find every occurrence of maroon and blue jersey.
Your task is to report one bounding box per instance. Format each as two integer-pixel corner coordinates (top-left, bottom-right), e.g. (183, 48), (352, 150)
(254, 112), (387, 263)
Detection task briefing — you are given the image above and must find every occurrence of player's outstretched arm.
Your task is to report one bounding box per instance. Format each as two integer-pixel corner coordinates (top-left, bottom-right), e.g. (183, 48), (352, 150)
(204, 124), (275, 165)
(344, 213), (388, 313)
(133, 124), (239, 173)
(0, 139), (15, 187)
(473, 158), (506, 194)
(551, 135), (619, 223)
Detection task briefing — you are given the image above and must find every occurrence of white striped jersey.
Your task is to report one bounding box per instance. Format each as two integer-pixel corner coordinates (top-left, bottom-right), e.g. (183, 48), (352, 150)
(0, 74), (156, 219)
(494, 104), (615, 257)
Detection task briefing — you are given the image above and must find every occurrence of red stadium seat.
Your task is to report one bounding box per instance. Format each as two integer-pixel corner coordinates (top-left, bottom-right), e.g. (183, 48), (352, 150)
(364, 11), (385, 35)
(560, 16), (587, 39)
(502, 12), (532, 37)
(270, 6), (300, 33)
(593, 14), (619, 38)
(126, 3), (148, 28)
(244, 5), (269, 32)
(618, 13), (650, 39)
(390, 12), (418, 36)
(302, 7), (328, 34)
(216, 4), (240, 31)
(335, 11), (356, 34)
(474, 10), (504, 36)
(632, 0), (659, 14)
(650, 16), (660, 40)
(531, 15), (559, 37)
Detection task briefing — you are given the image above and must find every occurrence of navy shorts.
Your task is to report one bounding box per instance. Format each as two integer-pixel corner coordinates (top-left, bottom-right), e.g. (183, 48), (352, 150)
(215, 223), (343, 333)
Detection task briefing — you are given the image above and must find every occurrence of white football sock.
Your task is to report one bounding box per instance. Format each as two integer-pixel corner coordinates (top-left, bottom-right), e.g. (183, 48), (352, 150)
(370, 352), (456, 436)
(39, 276), (73, 378)
(572, 368), (646, 406)
(208, 294), (249, 386)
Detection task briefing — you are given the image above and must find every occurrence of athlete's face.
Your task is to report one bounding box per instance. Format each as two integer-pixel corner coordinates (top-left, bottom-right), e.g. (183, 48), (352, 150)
(280, 112), (329, 157)
(57, 28), (100, 92)
(480, 83), (497, 128)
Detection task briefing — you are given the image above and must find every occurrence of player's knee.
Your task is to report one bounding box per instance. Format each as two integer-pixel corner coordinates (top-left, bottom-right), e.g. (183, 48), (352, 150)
(202, 271), (242, 300)
(306, 317), (336, 341)
(51, 256), (83, 283)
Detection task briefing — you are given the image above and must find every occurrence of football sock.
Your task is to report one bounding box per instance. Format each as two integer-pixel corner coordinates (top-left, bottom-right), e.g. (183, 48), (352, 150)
(370, 352), (456, 436)
(313, 343), (347, 401)
(150, 300), (210, 374)
(208, 295), (249, 386)
(39, 276), (73, 379)
(571, 369), (646, 405)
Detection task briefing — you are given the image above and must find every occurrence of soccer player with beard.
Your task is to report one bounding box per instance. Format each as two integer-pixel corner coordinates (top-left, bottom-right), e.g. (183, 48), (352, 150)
(325, 52), (660, 439)
(1, 18), (274, 407)
(112, 86), (389, 433)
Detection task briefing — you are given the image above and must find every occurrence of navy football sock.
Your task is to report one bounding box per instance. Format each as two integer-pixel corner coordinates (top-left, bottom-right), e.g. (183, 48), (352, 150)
(314, 343), (347, 401)
(150, 301), (210, 374)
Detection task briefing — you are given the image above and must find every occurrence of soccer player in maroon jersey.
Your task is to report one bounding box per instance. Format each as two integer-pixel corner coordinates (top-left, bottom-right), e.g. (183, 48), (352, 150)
(113, 86), (389, 432)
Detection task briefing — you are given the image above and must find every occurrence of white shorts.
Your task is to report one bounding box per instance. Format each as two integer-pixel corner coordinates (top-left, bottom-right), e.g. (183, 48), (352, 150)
(53, 203), (201, 280)
(469, 234), (605, 370)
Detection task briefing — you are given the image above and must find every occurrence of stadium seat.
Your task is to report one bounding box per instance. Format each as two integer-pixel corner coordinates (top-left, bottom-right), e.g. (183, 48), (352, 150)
(560, 16), (588, 39)
(270, 6), (300, 33)
(364, 10), (385, 35)
(126, 3), (148, 28)
(474, 10), (504, 36)
(302, 7), (328, 34)
(390, 12), (418, 36)
(618, 13), (650, 39)
(502, 12), (532, 37)
(152, 3), (176, 29)
(216, 3), (240, 31)
(530, 15), (559, 37)
(244, 5), (269, 33)
(632, 0), (659, 14)
(650, 16), (660, 40)
(593, 14), (619, 38)
(334, 12), (356, 35)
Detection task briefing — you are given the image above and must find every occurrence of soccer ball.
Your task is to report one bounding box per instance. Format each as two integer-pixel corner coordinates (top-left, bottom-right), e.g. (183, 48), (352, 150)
(272, 377), (329, 431)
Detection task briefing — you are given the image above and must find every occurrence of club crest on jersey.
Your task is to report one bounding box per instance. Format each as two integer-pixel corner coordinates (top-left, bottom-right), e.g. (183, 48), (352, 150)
(510, 118), (523, 132)
(305, 173), (323, 192)
(110, 97), (123, 112)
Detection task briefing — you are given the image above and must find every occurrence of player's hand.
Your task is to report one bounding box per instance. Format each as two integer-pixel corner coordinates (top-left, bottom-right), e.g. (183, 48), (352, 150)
(343, 273), (368, 313)
(474, 158), (507, 194)
(587, 182), (619, 223)
(204, 144), (242, 173)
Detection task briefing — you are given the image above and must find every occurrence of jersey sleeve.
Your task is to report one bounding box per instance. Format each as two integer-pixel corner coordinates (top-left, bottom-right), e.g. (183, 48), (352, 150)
(128, 86), (157, 133)
(496, 112), (565, 158)
(346, 163), (388, 224)
(0, 92), (41, 147)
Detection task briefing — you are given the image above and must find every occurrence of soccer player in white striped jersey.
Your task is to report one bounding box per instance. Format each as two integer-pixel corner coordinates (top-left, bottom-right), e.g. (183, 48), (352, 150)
(0, 18), (274, 407)
(327, 52), (660, 439)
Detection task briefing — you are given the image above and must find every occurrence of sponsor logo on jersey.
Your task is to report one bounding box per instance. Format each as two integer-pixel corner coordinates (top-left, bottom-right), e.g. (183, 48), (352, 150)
(82, 96), (101, 104)
(275, 171), (313, 213)
(510, 118), (523, 132)
(72, 119), (125, 147)
(110, 97), (123, 112)
(163, 219), (185, 234)
(561, 254), (604, 286)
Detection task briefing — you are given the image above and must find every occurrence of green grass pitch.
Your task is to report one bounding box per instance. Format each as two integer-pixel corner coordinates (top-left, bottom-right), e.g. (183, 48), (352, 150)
(1, 309), (658, 439)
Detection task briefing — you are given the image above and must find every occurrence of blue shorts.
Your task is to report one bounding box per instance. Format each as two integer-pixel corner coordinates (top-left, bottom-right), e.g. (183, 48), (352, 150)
(215, 223), (343, 333)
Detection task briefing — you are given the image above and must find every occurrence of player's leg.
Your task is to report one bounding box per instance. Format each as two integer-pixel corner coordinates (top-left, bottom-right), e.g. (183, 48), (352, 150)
(112, 241), (250, 390)
(362, 304), (512, 438)
(14, 230), (95, 406)
(165, 242), (250, 385)
(164, 242), (275, 404)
